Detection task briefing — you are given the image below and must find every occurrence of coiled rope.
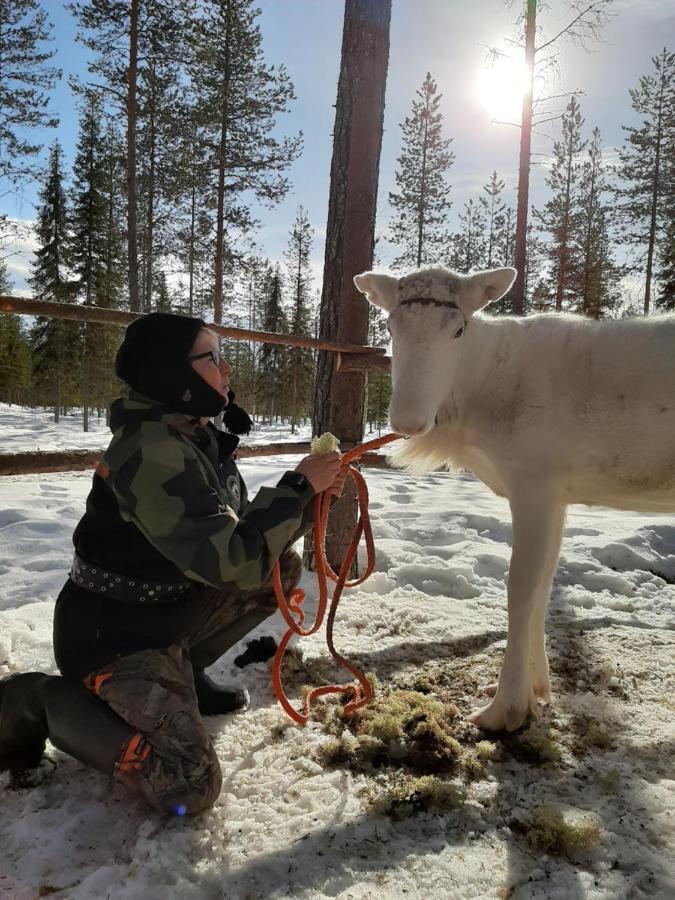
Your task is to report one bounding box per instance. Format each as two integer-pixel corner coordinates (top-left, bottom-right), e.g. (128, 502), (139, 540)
(271, 432), (402, 725)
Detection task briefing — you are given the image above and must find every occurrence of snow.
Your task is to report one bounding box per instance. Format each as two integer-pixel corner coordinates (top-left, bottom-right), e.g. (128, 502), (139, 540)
(1, 402), (674, 899)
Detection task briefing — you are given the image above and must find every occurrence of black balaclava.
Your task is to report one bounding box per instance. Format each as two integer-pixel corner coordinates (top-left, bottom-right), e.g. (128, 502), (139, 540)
(114, 312), (226, 418)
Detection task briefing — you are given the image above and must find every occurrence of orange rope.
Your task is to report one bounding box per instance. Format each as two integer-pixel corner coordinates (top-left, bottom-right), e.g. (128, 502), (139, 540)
(271, 433), (402, 725)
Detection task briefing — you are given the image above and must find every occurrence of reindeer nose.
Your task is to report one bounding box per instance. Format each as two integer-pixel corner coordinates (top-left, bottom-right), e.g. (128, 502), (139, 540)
(390, 416), (430, 437)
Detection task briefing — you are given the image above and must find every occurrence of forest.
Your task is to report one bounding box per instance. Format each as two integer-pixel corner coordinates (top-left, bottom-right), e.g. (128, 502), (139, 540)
(0, 0), (673, 432)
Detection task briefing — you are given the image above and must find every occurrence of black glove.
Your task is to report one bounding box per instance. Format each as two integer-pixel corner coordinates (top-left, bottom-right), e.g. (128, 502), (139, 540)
(222, 389), (253, 436)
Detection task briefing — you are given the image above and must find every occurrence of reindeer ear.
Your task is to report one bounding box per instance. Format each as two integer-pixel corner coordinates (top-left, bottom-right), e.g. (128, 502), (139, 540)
(466, 267), (517, 313)
(353, 272), (399, 312)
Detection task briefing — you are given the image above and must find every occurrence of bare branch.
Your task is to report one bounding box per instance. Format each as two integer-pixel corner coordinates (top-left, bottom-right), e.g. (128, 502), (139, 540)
(533, 89), (583, 106)
(536, 0), (615, 54)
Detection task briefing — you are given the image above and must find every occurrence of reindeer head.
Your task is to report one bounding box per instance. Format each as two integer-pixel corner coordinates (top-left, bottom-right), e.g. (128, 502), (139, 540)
(354, 266), (516, 436)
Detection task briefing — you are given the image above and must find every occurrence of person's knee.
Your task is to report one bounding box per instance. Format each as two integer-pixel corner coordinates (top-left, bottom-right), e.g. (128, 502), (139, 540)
(118, 736), (222, 815)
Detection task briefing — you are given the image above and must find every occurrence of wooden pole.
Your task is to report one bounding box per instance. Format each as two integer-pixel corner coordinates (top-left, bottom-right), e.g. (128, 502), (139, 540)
(0, 296), (386, 358)
(309, 0), (392, 572)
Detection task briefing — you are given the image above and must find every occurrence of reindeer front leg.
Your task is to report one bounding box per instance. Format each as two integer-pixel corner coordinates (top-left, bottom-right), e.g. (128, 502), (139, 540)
(470, 491), (565, 732)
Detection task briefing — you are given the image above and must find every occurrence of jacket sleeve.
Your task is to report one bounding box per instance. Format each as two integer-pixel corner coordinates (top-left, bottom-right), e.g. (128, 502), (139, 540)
(104, 421), (314, 590)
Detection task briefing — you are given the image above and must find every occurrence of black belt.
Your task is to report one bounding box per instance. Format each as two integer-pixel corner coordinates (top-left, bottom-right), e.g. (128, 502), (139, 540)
(69, 554), (191, 604)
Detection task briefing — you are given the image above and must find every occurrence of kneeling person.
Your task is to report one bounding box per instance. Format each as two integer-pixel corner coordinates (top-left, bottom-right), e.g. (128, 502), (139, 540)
(0, 313), (344, 815)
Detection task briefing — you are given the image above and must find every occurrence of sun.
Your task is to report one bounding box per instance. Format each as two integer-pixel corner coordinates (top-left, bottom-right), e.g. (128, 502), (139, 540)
(475, 55), (529, 123)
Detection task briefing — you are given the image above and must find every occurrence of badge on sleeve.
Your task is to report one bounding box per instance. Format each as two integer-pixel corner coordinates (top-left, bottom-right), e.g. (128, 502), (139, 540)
(226, 474), (241, 505)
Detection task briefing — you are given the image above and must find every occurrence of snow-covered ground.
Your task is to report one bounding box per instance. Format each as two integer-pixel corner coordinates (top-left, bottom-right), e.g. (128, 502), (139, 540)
(0, 404), (673, 899)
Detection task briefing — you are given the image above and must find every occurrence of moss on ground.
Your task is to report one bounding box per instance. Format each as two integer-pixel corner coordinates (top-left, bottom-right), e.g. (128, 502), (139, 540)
(520, 804), (602, 858)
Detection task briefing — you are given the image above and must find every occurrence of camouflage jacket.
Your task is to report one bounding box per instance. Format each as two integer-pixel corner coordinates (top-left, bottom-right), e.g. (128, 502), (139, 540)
(73, 394), (314, 591)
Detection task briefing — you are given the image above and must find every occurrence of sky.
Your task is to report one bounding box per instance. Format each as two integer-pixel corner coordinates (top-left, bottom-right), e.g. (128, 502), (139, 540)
(1, 0), (674, 296)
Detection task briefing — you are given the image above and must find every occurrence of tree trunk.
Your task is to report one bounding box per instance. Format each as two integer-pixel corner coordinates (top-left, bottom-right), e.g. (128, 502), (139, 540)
(188, 181), (196, 315)
(214, 3), (232, 325)
(145, 84), (157, 312)
(512, 0), (536, 315)
(555, 154), (573, 312)
(644, 58), (667, 315)
(307, 0), (391, 573)
(127, 0), (140, 311)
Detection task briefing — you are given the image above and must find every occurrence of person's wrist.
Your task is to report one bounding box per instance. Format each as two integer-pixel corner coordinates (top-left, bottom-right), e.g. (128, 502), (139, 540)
(279, 470), (314, 497)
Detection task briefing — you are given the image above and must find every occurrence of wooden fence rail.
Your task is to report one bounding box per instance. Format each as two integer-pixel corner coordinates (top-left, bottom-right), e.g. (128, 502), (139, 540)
(0, 295), (390, 361)
(0, 441), (394, 476)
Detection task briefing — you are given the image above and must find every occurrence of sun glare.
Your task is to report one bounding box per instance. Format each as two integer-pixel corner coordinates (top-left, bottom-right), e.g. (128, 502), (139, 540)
(475, 56), (528, 123)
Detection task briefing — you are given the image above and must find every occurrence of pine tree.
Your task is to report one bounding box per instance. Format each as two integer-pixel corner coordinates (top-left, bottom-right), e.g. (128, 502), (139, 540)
(450, 199), (487, 272)
(69, 0), (189, 311)
(169, 118), (213, 316)
(499, 0), (614, 314)
(0, 0), (60, 189)
(534, 95), (587, 312)
(99, 119), (127, 310)
(30, 141), (80, 420)
(135, 6), (189, 311)
(284, 206), (314, 434)
(189, 0), (301, 322)
(388, 72), (454, 270)
(571, 127), (621, 318)
(614, 49), (675, 314)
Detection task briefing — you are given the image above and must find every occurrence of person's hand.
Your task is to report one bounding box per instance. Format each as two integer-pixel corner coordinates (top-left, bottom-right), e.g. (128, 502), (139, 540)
(295, 451), (343, 494)
(326, 466), (349, 499)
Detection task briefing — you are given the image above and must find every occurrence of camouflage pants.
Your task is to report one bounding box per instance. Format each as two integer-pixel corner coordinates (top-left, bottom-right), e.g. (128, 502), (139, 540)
(83, 549), (302, 815)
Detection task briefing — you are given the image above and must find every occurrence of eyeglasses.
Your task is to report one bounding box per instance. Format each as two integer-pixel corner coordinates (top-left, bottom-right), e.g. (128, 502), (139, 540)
(189, 349), (221, 367)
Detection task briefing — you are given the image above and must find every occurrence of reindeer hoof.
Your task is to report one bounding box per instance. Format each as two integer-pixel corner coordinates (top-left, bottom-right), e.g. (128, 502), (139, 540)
(470, 693), (539, 732)
(533, 681), (552, 703)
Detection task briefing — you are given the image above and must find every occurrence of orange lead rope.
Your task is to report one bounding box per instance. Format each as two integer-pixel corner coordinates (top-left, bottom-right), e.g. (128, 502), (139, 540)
(271, 433), (402, 725)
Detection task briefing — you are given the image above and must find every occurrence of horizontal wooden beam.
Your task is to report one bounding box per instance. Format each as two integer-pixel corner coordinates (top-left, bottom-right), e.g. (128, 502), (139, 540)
(0, 296), (387, 357)
(0, 441), (396, 476)
(337, 351), (391, 373)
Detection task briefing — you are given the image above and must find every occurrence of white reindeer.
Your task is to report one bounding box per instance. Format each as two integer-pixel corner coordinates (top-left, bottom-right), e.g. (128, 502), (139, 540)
(354, 266), (675, 732)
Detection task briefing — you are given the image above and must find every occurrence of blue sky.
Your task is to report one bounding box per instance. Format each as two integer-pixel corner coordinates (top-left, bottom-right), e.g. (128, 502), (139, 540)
(2, 0), (673, 294)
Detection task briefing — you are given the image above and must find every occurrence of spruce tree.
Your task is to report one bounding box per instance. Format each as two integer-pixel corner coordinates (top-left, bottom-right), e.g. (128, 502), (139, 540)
(480, 172), (508, 268)
(388, 72), (454, 270)
(189, 0), (301, 322)
(534, 95), (587, 312)
(30, 141), (80, 420)
(658, 217), (675, 310)
(614, 49), (675, 314)
(284, 206), (314, 434)
(572, 127), (621, 318)
(0, 0), (60, 189)
(0, 260), (31, 405)
(451, 199), (487, 272)
(0, 310), (32, 406)
(71, 92), (116, 429)
(366, 303), (391, 435)
(256, 265), (287, 423)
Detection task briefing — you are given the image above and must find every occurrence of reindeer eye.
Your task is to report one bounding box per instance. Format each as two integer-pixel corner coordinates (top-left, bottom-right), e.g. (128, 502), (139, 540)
(453, 324), (465, 339)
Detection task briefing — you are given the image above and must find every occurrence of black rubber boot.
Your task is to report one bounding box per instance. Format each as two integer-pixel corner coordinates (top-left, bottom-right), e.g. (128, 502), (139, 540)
(0, 673), (51, 772)
(234, 635), (278, 669)
(43, 678), (136, 776)
(192, 669), (248, 716)
(190, 607), (276, 670)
